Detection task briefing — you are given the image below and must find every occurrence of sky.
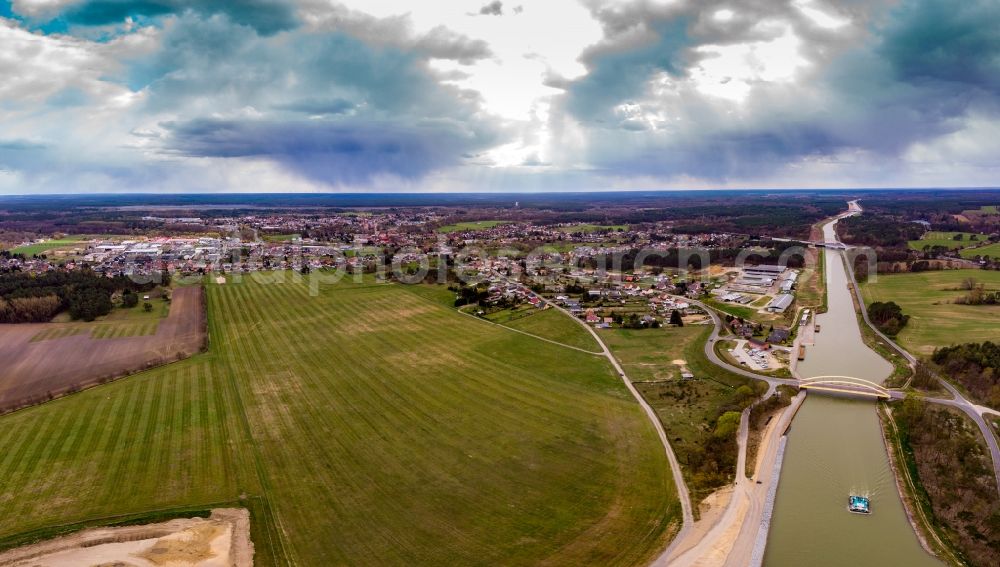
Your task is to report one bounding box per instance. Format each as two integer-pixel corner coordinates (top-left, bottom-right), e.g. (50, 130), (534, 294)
(0, 0), (998, 194)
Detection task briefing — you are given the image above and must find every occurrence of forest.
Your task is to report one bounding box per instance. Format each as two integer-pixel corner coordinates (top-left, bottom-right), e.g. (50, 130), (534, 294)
(0, 270), (160, 323)
(931, 342), (1000, 407)
(893, 398), (1000, 566)
(837, 214), (925, 247)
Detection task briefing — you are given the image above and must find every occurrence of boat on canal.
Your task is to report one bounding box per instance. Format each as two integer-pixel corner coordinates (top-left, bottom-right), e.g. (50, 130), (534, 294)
(848, 495), (871, 514)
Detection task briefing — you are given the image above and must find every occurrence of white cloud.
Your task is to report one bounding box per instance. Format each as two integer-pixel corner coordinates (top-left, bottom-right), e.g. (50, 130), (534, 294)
(793, 0), (850, 30)
(0, 18), (119, 104)
(11, 0), (84, 19)
(331, 0), (602, 121)
(1, 0), (998, 193)
(691, 23), (810, 103)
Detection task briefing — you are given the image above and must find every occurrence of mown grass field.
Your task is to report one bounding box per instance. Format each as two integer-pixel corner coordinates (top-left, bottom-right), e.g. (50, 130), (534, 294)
(907, 231), (977, 251)
(0, 273), (677, 565)
(602, 324), (759, 505)
(11, 237), (87, 256)
(500, 307), (600, 352)
(962, 205), (999, 216)
(861, 270), (1000, 355)
(260, 234), (299, 242)
(959, 241), (1000, 259)
(478, 303), (600, 352)
(39, 295), (171, 340)
(435, 220), (509, 233)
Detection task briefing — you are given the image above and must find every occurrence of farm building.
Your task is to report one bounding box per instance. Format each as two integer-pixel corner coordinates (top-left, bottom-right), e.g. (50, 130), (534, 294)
(765, 293), (794, 313)
(743, 264), (784, 277)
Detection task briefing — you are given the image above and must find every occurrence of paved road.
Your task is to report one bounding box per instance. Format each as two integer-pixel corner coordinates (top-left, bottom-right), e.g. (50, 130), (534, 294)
(558, 199), (998, 566)
(838, 202), (1000, 494)
(658, 198), (1000, 565)
(547, 302), (696, 544)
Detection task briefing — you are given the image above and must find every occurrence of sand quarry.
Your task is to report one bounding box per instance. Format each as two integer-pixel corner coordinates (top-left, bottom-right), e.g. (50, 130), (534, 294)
(0, 509), (252, 567)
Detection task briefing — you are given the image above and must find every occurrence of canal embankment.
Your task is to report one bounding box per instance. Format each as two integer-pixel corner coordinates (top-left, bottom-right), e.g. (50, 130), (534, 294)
(750, 435), (787, 567)
(763, 214), (940, 566)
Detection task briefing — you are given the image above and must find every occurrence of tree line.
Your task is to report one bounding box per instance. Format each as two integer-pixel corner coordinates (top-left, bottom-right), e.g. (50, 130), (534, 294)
(0, 269), (162, 323)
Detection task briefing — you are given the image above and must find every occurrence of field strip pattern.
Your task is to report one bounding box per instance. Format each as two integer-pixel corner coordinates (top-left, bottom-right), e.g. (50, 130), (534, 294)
(29, 327), (87, 342)
(0, 275), (678, 566)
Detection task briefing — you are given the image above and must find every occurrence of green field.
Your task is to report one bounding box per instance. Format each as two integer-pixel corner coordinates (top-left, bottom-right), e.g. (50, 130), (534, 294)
(11, 237), (87, 256)
(0, 274), (676, 565)
(436, 220), (509, 233)
(500, 307), (600, 352)
(704, 298), (780, 325)
(601, 325), (759, 505)
(861, 270), (1000, 356)
(959, 241), (1000, 259)
(260, 234), (299, 242)
(907, 231), (977, 252)
(42, 293), (171, 339)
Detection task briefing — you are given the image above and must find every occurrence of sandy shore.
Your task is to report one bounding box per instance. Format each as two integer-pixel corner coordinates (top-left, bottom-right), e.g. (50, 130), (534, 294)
(656, 392), (806, 567)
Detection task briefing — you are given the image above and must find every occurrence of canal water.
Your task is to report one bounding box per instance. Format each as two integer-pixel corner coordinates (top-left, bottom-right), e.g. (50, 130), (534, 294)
(764, 217), (939, 566)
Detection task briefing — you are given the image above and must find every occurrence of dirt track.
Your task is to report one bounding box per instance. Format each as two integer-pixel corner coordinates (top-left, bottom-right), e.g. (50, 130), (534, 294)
(0, 286), (206, 412)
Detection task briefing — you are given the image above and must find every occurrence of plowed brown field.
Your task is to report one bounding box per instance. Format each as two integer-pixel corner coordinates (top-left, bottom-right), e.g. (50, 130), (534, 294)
(0, 286), (205, 412)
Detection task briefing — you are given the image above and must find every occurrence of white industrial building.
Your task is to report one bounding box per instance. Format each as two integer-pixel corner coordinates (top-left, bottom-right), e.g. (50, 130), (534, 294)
(766, 293), (795, 313)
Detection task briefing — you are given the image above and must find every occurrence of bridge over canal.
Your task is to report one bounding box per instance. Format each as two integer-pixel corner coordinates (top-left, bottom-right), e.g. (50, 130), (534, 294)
(795, 376), (897, 399)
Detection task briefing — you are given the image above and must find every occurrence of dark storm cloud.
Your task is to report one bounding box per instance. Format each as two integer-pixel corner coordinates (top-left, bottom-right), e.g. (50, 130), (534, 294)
(128, 12), (492, 120)
(161, 117), (496, 183)
(0, 4), (503, 190)
(561, 0), (1000, 181)
(563, 17), (692, 120)
(878, 0), (1000, 93)
(274, 98), (356, 116)
(0, 138), (49, 174)
(119, 11), (502, 184)
(479, 1), (503, 16)
(57, 0), (298, 35)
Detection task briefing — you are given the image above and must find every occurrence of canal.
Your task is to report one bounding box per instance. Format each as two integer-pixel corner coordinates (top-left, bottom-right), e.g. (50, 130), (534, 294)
(764, 216), (939, 566)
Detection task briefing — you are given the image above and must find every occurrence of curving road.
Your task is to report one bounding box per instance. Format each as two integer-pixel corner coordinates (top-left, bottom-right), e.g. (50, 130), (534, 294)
(554, 199), (999, 566)
(838, 202), (1000, 494)
(546, 301), (696, 543)
(653, 199), (1000, 565)
(651, 296), (799, 567)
